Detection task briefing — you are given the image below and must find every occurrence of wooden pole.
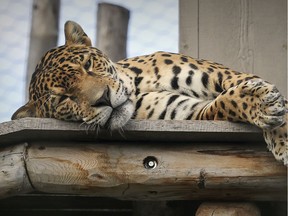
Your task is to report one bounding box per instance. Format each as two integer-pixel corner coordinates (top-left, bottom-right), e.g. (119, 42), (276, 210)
(26, 0), (60, 100)
(96, 3), (130, 61)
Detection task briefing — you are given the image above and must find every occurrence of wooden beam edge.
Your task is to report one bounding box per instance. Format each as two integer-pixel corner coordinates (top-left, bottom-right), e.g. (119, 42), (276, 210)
(0, 118), (263, 145)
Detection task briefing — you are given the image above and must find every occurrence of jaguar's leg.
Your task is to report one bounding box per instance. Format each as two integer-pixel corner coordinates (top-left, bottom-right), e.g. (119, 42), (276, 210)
(134, 81), (286, 128)
(198, 79), (286, 129)
(133, 80), (287, 165)
(198, 79), (286, 165)
(132, 91), (210, 120)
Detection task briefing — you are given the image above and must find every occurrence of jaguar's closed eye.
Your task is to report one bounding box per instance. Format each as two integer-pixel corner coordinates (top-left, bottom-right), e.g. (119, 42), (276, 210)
(59, 95), (69, 103)
(84, 59), (92, 70)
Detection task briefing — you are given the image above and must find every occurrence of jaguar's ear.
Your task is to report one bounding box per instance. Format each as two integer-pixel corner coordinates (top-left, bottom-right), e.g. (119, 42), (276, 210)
(11, 101), (36, 120)
(64, 20), (92, 46)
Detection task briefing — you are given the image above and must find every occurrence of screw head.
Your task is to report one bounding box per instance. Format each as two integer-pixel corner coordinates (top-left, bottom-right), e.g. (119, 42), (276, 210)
(143, 156), (158, 169)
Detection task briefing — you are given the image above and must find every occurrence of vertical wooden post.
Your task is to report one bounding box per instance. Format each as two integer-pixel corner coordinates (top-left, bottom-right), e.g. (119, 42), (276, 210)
(96, 3), (130, 62)
(26, 0), (60, 100)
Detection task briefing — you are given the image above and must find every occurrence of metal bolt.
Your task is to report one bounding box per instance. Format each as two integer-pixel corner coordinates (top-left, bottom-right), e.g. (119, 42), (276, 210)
(143, 156), (158, 169)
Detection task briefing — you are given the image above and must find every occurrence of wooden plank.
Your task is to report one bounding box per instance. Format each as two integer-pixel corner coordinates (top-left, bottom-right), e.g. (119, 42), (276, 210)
(0, 118), (262, 145)
(179, 0), (199, 57)
(23, 141), (286, 201)
(0, 144), (33, 198)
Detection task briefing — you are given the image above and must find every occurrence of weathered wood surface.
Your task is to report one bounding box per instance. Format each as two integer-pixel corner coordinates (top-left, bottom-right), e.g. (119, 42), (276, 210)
(96, 3), (130, 61)
(0, 118), (262, 145)
(0, 141), (286, 200)
(0, 144), (33, 198)
(24, 142), (287, 201)
(0, 118), (286, 200)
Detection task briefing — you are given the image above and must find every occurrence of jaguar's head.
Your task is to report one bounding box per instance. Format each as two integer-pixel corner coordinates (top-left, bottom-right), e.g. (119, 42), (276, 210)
(12, 21), (134, 130)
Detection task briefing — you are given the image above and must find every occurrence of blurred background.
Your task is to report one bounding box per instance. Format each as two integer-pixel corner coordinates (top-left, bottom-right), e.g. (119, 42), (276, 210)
(0, 0), (178, 123)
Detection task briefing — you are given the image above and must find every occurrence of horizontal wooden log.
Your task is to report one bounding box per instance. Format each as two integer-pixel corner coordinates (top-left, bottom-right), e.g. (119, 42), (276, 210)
(23, 141), (286, 201)
(0, 144), (33, 198)
(0, 118), (262, 145)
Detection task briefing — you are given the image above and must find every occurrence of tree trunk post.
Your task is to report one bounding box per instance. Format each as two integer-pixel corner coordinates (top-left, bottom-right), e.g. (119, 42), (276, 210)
(96, 3), (130, 62)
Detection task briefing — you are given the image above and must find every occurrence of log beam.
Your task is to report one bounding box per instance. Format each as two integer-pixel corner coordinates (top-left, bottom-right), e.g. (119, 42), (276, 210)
(23, 141), (286, 201)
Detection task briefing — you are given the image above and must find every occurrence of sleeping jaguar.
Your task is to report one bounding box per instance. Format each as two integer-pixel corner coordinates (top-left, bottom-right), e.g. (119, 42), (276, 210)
(12, 21), (287, 165)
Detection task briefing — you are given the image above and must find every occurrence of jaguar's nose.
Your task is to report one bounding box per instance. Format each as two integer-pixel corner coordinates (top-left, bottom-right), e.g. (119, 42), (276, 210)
(92, 87), (112, 107)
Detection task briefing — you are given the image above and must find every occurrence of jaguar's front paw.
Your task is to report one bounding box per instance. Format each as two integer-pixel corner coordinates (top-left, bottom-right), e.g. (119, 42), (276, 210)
(241, 80), (285, 129)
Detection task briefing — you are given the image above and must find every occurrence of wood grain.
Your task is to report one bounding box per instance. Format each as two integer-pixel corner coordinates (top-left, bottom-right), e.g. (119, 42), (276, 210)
(24, 141), (286, 201)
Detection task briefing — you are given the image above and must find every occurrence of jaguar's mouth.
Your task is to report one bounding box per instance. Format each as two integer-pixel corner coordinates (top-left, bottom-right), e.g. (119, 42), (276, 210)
(86, 87), (134, 130)
(92, 88), (112, 108)
(104, 99), (134, 130)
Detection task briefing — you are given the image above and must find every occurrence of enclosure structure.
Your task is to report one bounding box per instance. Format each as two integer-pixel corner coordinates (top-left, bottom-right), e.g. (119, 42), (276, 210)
(0, 118), (287, 215)
(0, 0), (287, 215)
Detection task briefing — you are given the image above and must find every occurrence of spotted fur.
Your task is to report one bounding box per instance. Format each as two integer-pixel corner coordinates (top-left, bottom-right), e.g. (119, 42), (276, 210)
(12, 21), (287, 165)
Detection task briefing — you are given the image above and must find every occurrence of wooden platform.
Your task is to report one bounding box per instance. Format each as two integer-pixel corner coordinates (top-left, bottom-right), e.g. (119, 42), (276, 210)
(0, 118), (286, 202)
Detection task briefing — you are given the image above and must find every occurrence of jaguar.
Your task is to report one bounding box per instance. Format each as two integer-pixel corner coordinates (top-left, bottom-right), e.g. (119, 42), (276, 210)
(12, 21), (287, 165)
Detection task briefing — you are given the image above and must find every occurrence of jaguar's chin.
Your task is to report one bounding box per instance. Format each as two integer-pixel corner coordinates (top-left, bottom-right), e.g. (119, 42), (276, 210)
(105, 99), (134, 130)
